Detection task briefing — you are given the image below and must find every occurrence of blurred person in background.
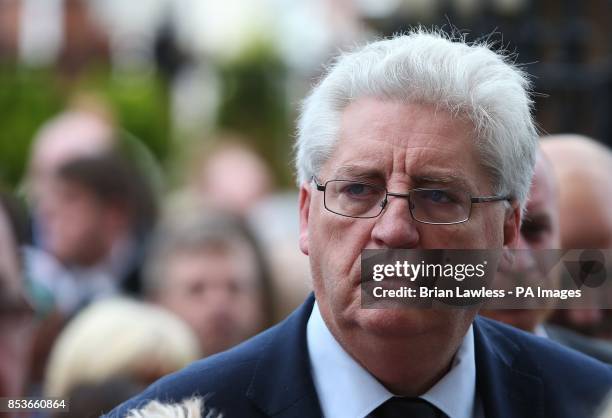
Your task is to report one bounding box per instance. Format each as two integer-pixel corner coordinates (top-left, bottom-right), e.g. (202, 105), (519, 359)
(143, 209), (273, 356)
(541, 135), (612, 339)
(23, 106), (116, 315)
(29, 151), (156, 316)
(44, 297), (200, 416)
(481, 150), (561, 333)
(481, 149), (612, 363)
(21, 105), (161, 396)
(247, 194), (312, 323)
(25, 108), (116, 218)
(186, 135), (274, 217)
(0, 191), (34, 400)
(176, 133), (310, 323)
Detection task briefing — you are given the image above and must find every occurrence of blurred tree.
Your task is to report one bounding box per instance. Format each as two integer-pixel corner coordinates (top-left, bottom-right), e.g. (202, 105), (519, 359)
(216, 43), (293, 188)
(0, 67), (170, 189)
(0, 68), (64, 188)
(75, 71), (170, 162)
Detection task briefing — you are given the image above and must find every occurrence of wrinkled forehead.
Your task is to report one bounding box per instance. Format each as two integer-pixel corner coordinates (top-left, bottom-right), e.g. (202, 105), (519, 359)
(322, 98), (487, 193)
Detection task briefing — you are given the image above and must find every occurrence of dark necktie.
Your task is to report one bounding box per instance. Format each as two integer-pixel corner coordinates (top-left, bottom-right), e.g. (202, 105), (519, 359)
(369, 397), (448, 418)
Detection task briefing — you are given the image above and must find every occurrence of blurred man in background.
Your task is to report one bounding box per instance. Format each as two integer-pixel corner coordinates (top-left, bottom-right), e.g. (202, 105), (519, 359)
(144, 210), (273, 356)
(186, 136), (274, 217)
(177, 134), (311, 323)
(541, 135), (612, 250)
(481, 150), (560, 333)
(20, 106), (161, 398)
(24, 108), (118, 316)
(542, 135), (612, 339)
(33, 151), (155, 310)
(481, 148), (612, 363)
(25, 108), (116, 220)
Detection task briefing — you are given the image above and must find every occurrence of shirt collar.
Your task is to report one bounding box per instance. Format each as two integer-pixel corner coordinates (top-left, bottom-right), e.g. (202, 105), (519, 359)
(307, 301), (477, 418)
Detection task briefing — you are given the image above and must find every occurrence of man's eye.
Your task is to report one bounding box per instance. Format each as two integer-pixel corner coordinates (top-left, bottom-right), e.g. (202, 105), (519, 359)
(342, 183), (373, 197)
(347, 183), (365, 194)
(423, 190), (452, 203)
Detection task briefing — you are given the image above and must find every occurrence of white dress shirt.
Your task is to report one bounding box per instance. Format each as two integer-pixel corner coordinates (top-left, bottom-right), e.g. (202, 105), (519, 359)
(307, 302), (482, 418)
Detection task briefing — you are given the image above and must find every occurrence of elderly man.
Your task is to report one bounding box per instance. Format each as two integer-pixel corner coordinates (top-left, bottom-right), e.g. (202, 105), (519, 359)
(541, 135), (612, 250)
(108, 30), (612, 418)
(480, 149), (612, 363)
(541, 135), (612, 338)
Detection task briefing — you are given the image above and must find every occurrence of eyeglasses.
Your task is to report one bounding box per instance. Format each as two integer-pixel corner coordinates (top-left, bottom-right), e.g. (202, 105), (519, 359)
(312, 177), (511, 225)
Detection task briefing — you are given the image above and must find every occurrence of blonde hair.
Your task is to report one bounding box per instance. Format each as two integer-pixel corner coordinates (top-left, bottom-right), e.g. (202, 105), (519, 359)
(44, 297), (200, 397)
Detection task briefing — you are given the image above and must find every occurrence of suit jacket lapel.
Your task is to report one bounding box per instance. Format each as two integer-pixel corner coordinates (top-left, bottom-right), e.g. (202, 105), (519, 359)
(247, 294), (323, 418)
(246, 298), (547, 418)
(473, 317), (545, 418)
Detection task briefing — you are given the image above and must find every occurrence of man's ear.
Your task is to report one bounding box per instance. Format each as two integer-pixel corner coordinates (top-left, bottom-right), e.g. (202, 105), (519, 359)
(503, 201), (521, 249)
(298, 183), (311, 256)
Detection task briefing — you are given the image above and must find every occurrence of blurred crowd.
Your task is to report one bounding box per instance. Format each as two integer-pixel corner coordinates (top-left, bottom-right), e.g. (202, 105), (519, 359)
(1, 0), (612, 417)
(0, 105), (315, 417)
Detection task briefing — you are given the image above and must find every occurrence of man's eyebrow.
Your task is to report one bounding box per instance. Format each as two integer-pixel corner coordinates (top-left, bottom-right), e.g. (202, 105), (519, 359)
(411, 174), (470, 190)
(332, 166), (385, 182)
(330, 168), (474, 190)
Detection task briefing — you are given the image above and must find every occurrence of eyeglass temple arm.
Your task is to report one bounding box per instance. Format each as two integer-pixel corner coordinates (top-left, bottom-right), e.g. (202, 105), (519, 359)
(311, 176), (326, 191)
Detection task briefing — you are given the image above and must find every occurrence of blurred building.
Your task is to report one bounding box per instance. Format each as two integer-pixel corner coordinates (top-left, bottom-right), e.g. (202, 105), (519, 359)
(1, 0), (612, 189)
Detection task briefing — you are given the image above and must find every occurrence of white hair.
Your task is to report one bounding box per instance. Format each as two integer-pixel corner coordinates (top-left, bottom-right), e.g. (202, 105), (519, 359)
(126, 397), (222, 418)
(295, 28), (538, 205)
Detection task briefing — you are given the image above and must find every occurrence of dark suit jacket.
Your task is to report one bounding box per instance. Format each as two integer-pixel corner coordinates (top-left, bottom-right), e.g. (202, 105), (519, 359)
(545, 323), (612, 364)
(106, 294), (612, 418)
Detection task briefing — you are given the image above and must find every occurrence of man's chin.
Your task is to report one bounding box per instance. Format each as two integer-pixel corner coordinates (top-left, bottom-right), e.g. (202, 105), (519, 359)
(349, 308), (460, 339)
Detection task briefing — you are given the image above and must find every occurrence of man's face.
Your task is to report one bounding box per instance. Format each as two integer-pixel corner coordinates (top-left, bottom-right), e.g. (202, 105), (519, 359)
(156, 244), (265, 356)
(519, 155), (560, 251)
(299, 98), (519, 339)
(41, 179), (112, 266)
(482, 154), (560, 331)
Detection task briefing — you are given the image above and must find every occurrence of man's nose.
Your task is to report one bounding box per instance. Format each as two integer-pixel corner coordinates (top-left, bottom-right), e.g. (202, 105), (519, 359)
(371, 196), (420, 248)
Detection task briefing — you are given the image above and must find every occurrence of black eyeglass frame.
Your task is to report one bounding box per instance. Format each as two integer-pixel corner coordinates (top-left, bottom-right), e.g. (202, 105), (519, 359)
(311, 176), (512, 225)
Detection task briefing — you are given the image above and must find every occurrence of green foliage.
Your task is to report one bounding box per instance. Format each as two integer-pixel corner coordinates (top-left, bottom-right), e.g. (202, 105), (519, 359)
(0, 48), (296, 190)
(0, 65), (170, 189)
(76, 71), (170, 161)
(0, 67), (64, 188)
(216, 43), (294, 187)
